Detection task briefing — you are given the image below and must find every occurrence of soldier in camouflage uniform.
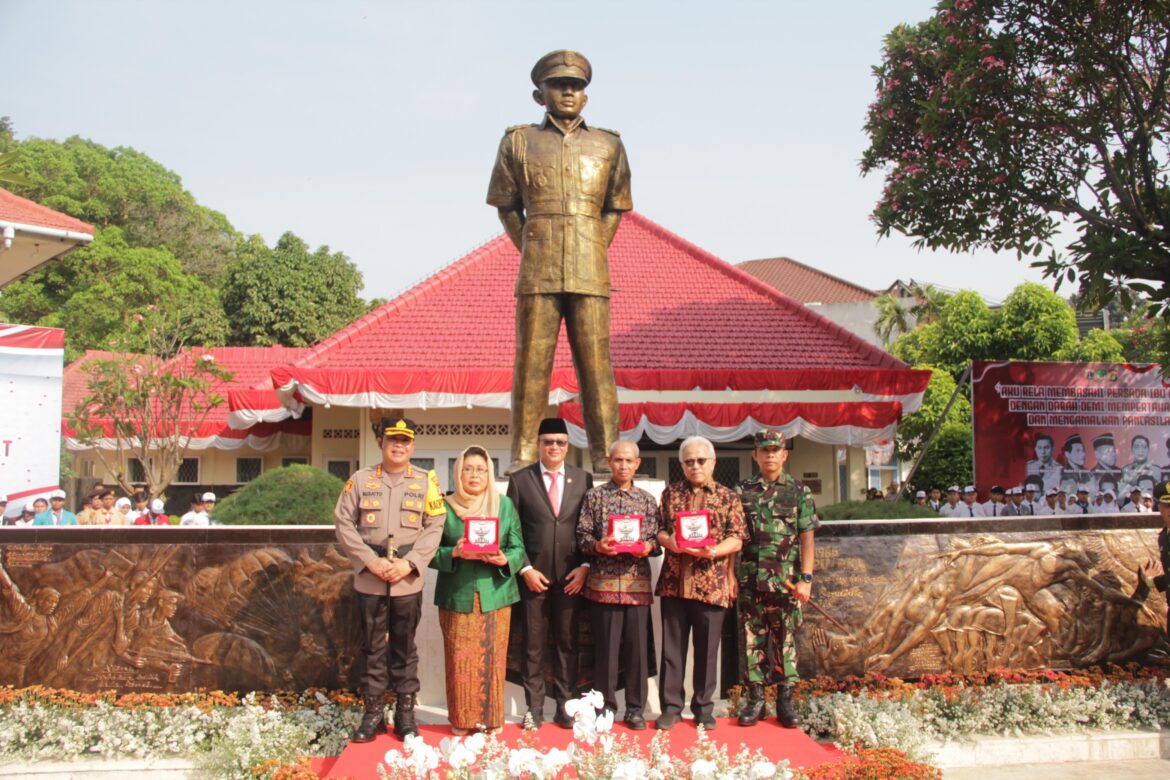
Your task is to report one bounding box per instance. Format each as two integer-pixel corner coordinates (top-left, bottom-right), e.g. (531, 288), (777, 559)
(735, 428), (818, 728)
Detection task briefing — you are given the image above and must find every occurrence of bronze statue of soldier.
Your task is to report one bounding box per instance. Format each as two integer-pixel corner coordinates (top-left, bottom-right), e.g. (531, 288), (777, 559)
(487, 50), (632, 474)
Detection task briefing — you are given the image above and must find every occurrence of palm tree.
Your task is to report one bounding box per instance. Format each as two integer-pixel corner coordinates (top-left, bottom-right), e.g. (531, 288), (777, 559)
(874, 293), (909, 344)
(908, 281), (948, 326)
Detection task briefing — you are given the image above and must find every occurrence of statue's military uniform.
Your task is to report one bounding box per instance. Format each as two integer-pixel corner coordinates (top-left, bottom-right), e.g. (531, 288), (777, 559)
(486, 50), (632, 471)
(735, 471), (818, 686)
(334, 460), (445, 702)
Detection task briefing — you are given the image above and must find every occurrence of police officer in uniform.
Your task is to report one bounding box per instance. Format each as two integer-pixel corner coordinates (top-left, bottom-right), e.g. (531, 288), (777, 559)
(735, 429), (817, 728)
(334, 418), (445, 742)
(487, 50), (633, 474)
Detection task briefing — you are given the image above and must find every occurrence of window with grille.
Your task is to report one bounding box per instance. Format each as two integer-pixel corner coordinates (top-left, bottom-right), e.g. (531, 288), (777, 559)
(326, 459), (354, 480)
(412, 458), (435, 470)
(174, 458), (200, 484)
(129, 458), (146, 484)
(636, 458), (658, 478)
(236, 457), (263, 483)
(282, 457), (308, 467)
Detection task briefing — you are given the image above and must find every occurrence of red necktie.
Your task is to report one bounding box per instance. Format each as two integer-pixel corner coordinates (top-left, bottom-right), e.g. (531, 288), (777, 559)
(547, 471), (561, 516)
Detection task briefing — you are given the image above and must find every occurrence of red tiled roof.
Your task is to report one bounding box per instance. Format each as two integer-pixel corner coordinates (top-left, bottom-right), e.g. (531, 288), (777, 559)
(737, 256), (879, 305)
(0, 187), (94, 235)
(296, 212), (903, 372)
(62, 345), (309, 421)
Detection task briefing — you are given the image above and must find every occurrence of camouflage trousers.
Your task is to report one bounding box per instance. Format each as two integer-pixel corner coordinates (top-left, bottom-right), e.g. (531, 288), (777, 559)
(739, 590), (803, 685)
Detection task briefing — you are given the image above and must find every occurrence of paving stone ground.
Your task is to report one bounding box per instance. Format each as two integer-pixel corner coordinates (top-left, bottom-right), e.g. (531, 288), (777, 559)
(944, 758), (1170, 779)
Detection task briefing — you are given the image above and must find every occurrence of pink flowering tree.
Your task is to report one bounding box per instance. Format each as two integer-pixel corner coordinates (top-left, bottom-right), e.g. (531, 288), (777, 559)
(66, 308), (233, 498)
(861, 0), (1170, 364)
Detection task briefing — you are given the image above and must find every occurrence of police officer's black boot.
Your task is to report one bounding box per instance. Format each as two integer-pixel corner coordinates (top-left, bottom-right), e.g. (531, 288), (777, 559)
(352, 696), (387, 743)
(737, 683), (766, 727)
(776, 685), (800, 728)
(393, 692), (418, 739)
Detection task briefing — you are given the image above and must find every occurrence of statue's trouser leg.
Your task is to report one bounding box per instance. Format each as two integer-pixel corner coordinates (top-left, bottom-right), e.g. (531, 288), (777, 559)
(564, 294), (619, 469)
(513, 294), (563, 465)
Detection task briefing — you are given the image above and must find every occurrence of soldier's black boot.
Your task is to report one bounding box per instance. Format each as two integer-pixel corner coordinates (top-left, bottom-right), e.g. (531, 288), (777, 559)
(393, 692), (418, 739)
(776, 685), (800, 729)
(352, 696), (387, 743)
(737, 683), (766, 727)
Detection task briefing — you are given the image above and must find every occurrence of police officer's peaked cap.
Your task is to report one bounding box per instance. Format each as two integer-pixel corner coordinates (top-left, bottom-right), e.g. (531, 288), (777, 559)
(531, 50), (592, 86)
(1154, 480), (1170, 505)
(753, 428), (786, 449)
(377, 417), (417, 440)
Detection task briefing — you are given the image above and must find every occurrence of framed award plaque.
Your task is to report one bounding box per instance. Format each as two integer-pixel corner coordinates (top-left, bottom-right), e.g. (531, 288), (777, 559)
(463, 516), (500, 553)
(607, 513), (645, 554)
(675, 510), (714, 548)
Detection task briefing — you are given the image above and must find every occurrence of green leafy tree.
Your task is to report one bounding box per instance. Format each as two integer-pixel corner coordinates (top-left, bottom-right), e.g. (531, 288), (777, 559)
(1054, 328), (1126, 362)
(893, 290), (998, 378)
(0, 227), (228, 360)
(5, 135), (236, 282)
(862, 0), (1170, 366)
(907, 421), (973, 494)
(1112, 315), (1170, 363)
(994, 282), (1079, 359)
(221, 232), (366, 347)
(896, 368), (973, 494)
(213, 464), (344, 525)
(65, 309), (234, 498)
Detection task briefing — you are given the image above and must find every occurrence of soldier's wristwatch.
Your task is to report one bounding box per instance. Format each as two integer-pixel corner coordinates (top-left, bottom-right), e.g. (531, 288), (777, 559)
(800, 573), (814, 583)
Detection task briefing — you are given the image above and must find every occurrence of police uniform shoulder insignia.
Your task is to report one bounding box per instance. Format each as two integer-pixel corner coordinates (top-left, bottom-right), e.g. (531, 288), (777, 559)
(344, 479), (354, 493)
(424, 469), (445, 515)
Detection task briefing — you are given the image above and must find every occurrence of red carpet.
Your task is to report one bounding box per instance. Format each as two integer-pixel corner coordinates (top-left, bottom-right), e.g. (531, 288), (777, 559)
(316, 718), (846, 778)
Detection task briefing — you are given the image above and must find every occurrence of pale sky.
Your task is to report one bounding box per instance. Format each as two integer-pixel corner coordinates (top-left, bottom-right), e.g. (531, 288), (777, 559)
(1, 0), (1051, 303)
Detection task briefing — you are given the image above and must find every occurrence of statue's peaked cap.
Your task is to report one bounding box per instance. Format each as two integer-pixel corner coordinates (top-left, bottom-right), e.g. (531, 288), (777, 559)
(531, 50), (592, 86)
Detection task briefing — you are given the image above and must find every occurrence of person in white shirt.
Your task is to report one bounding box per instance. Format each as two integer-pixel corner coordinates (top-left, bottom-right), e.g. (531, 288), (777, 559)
(957, 486), (985, 518)
(179, 495), (209, 526)
(1068, 487), (1093, 514)
(1036, 488), (1062, 515)
(201, 492), (217, 523)
(1095, 489), (1121, 514)
(981, 485), (1008, 517)
(941, 485), (963, 517)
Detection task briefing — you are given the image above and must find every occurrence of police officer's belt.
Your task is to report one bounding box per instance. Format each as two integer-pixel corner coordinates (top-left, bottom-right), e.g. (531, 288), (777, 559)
(368, 542), (413, 558)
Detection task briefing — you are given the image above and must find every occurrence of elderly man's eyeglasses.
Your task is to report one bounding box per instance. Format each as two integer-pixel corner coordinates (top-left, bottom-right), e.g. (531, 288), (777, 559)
(683, 458), (709, 467)
(540, 438), (569, 448)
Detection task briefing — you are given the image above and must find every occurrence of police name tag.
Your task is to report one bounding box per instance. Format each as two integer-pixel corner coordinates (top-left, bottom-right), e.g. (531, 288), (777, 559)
(463, 516), (500, 553)
(607, 513), (644, 554)
(676, 510), (714, 548)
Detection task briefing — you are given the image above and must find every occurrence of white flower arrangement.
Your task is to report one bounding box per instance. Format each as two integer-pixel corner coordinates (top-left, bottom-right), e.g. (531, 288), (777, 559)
(378, 690), (793, 780)
(1, 677), (1167, 778)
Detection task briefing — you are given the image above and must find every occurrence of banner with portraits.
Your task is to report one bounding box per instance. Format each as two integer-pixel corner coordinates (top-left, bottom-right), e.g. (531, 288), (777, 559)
(971, 361), (1169, 500)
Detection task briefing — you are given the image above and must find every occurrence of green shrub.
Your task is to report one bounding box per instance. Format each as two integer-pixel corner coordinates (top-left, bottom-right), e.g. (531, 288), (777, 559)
(818, 500), (941, 521)
(213, 465), (343, 525)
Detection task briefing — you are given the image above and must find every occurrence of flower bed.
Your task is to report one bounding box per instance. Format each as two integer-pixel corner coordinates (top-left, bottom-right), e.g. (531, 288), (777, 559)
(0, 666), (1166, 779)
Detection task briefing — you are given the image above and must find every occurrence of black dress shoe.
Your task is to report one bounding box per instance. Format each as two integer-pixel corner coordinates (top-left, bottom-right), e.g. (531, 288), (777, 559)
(553, 708), (574, 729)
(524, 709), (543, 729)
(697, 713), (717, 730)
(623, 713), (647, 730)
(655, 712), (680, 730)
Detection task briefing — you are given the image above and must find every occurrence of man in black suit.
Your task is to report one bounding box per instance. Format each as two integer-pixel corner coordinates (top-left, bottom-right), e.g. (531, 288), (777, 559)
(506, 417), (594, 728)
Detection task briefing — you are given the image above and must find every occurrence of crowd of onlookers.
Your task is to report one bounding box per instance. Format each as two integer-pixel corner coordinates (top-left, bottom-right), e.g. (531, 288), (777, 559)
(0, 487), (219, 526)
(903, 483), (1157, 516)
